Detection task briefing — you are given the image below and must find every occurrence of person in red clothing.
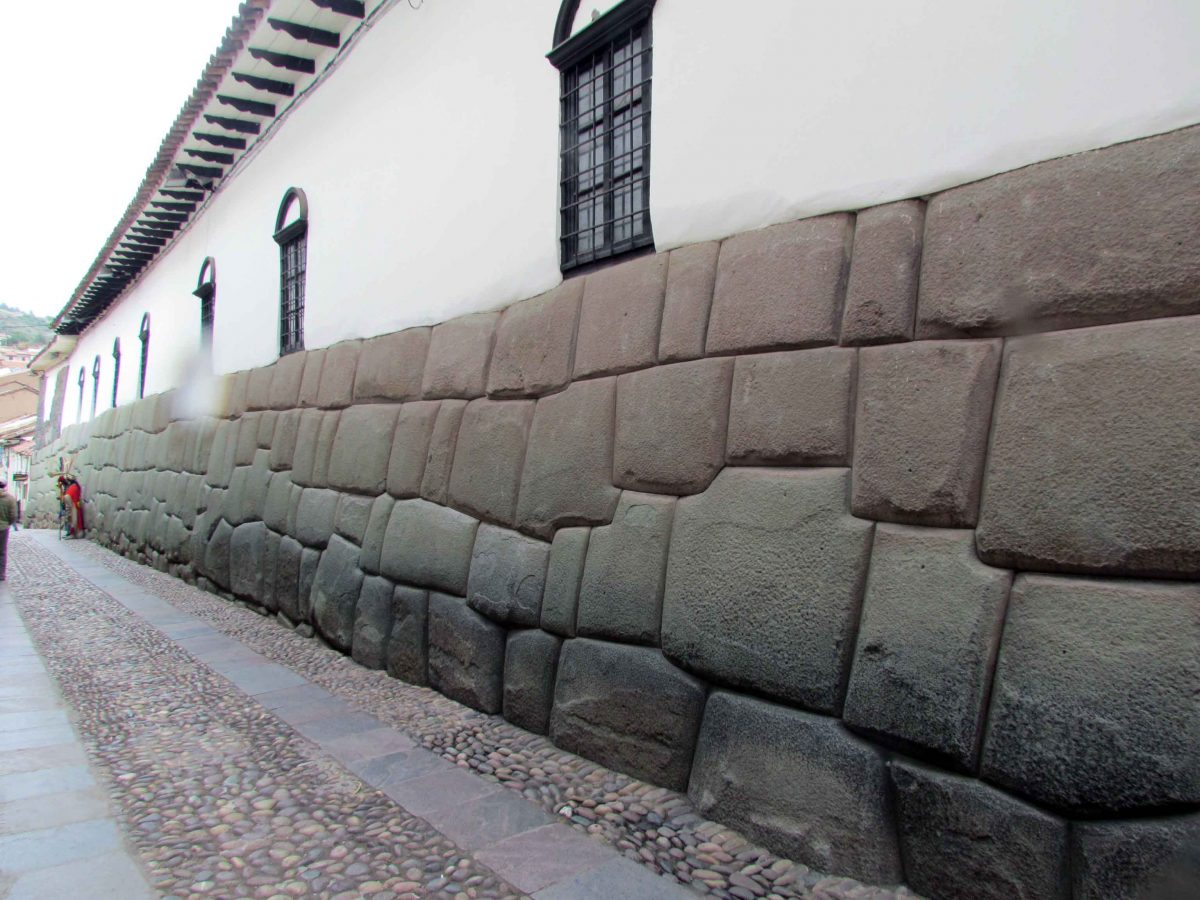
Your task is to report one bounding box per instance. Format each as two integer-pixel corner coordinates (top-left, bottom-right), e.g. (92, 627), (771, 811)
(59, 475), (84, 537)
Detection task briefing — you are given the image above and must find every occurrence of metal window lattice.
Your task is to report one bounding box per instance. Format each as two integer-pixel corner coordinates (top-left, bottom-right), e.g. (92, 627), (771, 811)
(559, 18), (653, 271)
(200, 295), (215, 350)
(279, 234), (306, 355)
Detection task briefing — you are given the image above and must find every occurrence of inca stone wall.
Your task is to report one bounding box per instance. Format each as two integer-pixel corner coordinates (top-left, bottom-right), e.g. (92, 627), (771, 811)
(29, 126), (1200, 899)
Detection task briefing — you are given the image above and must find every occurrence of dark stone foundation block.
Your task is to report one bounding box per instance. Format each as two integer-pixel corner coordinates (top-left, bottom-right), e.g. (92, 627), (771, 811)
(1071, 814), (1200, 900)
(428, 593), (506, 714)
(503, 629), (562, 735)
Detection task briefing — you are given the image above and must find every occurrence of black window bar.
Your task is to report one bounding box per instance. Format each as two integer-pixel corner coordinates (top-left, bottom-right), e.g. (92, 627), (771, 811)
(194, 257), (217, 361)
(111, 338), (121, 408)
(552, 2), (654, 272)
(76, 367), (85, 423)
(137, 313), (151, 399)
(91, 356), (101, 419)
(274, 188), (308, 356)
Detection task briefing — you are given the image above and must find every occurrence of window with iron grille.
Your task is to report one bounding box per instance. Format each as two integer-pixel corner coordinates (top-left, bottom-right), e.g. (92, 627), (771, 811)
(76, 367), (85, 423)
(194, 257), (216, 363)
(91, 356), (101, 419)
(137, 313), (150, 400)
(274, 188), (309, 356)
(550, 0), (655, 272)
(111, 338), (121, 408)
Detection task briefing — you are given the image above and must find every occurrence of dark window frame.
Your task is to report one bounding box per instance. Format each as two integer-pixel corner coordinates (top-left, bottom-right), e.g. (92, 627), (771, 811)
(112, 338), (121, 408)
(274, 188), (308, 356)
(549, 0), (656, 273)
(76, 366), (85, 423)
(137, 312), (151, 399)
(90, 356), (101, 419)
(194, 256), (217, 360)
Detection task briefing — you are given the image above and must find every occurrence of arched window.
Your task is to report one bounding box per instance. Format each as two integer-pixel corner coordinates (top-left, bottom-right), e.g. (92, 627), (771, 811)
(91, 356), (101, 419)
(112, 338), (121, 407)
(550, 0), (656, 272)
(194, 256), (216, 359)
(274, 188), (308, 355)
(138, 313), (151, 399)
(76, 367), (86, 423)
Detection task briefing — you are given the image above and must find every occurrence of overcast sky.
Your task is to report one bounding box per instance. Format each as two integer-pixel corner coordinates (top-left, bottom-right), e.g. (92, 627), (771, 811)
(0, 1), (240, 319)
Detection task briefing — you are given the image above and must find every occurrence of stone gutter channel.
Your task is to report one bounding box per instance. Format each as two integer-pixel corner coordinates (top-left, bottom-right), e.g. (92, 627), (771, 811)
(10, 532), (909, 899)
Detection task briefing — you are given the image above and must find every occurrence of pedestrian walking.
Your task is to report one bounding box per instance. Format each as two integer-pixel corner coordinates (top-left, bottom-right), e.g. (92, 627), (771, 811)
(0, 479), (19, 581)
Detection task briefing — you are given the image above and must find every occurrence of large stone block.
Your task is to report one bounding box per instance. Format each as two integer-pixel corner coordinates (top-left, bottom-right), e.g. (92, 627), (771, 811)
(466, 524), (550, 627)
(380, 499), (478, 595)
(289, 409), (327, 487)
(259, 530), (282, 612)
(293, 488), (338, 548)
(358, 494), (394, 575)
(726, 347), (855, 466)
(421, 312), (498, 400)
(298, 547), (320, 622)
(503, 630), (562, 735)
(334, 493), (373, 544)
(268, 409), (303, 471)
(976, 317), (1200, 578)
(487, 280), (582, 397)
(981, 574), (1200, 813)
(234, 413), (261, 466)
(841, 200), (923, 346)
(229, 521), (268, 601)
(256, 410), (278, 449)
(515, 377), (620, 539)
(550, 639), (705, 791)
(352, 576), (395, 670)
(315, 340), (360, 409)
(245, 366), (275, 411)
(326, 403), (401, 495)
(613, 357), (732, 495)
(573, 253), (667, 378)
(658, 241), (719, 363)
(353, 326), (430, 403)
(447, 398), (534, 525)
(852, 339), (1001, 527)
(843, 525), (1011, 770)
(662, 468), (873, 714)
(275, 535), (304, 622)
(540, 527), (589, 638)
(918, 125), (1200, 337)
(386, 586), (429, 686)
(310, 410), (341, 488)
(890, 760), (1069, 900)
(706, 214), (852, 354)
(1071, 814), (1200, 900)
(419, 400), (467, 505)
(268, 349), (306, 410)
(386, 400), (440, 498)
(576, 492), (674, 645)
(310, 535), (363, 652)
(297, 349), (324, 407)
(428, 593), (505, 713)
(689, 691), (901, 883)
(204, 518), (234, 590)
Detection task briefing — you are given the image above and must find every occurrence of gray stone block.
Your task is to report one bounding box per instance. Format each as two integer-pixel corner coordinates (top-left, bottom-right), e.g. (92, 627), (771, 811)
(387, 585), (429, 686)
(976, 317), (1200, 578)
(662, 468), (873, 713)
(380, 499), (479, 594)
(316, 340), (360, 409)
(488, 280), (582, 397)
(205, 518), (234, 590)
(294, 488), (339, 548)
(982, 574), (1200, 813)
(503, 630), (562, 735)
(852, 339), (1001, 527)
(447, 398), (535, 525)
(229, 521), (268, 601)
(268, 409), (303, 471)
(613, 357), (732, 495)
(245, 366), (275, 411)
(841, 200), (924, 346)
(428, 593), (505, 713)
(891, 759), (1069, 900)
(689, 691), (901, 884)
(310, 410), (341, 488)
(419, 399), (468, 505)
(421, 311), (498, 400)
(359, 494), (395, 575)
(550, 638), (705, 792)
(235, 451), (272, 524)
(275, 535), (304, 622)
(326, 403), (401, 495)
(298, 546), (320, 622)
(515, 377), (620, 539)
(289, 409), (327, 487)
(234, 413), (260, 466)
(726, 347), (855, 466)
(222, 370), (250, 418)
(576, 492), (673, 645)
(352, 575), (396, 669)
(1071, 814), (1200, 900)
(335, 493), (373, 544)
(573, 253), (667, 378)
(659, 241), (719, 363)
(918, 125), (1200, 337)
(260, 529), (282, 612)
(466, 524), (550, 627)
(843, 525), (1011, 770)
(311, 535), (363, 652)
(386, 400), (440, 498)
(540, 527), (589, 638)
(706, 214), (852, 354)
(268, 349), (306, 410)
(297, 349), (324, 407)
(256, 410), (278, 449)
(353, 326), (430, 403)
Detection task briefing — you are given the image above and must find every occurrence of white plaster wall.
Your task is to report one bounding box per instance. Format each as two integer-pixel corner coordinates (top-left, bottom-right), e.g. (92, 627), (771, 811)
(58, 0), (1200, 418)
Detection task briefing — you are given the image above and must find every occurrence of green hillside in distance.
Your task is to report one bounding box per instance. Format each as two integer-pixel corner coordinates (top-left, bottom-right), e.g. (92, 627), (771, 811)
(0, 304), (54, 347)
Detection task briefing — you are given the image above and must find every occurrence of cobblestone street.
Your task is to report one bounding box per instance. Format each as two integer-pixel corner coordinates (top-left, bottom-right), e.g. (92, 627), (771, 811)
(1, 531), (911, 900)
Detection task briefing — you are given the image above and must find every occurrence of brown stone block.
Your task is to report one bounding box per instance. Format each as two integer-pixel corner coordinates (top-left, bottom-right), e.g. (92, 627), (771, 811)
(419, 399), (468, 505)
(706, 214), (852, 354)
(268, 350), (306, 410)
(316, 340), (361, 409)
(447, 398), (535, 525)
(841, 200), (923, 346)
(614, 357), (732, 495)
(852, 339), (1001, 527)
(353, 327), (431, 403)
(326, 403), (401, 495)
(918, 125), (1200, 337)
(245, 364), (276, 411)
(487, 280), (582, 397)
(421, 311), (498, 400)
(297, 349), (325, 408)
(386, 400), (440, 499)
(573, 253), (667, 378)
(658, 241), (719, 363)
